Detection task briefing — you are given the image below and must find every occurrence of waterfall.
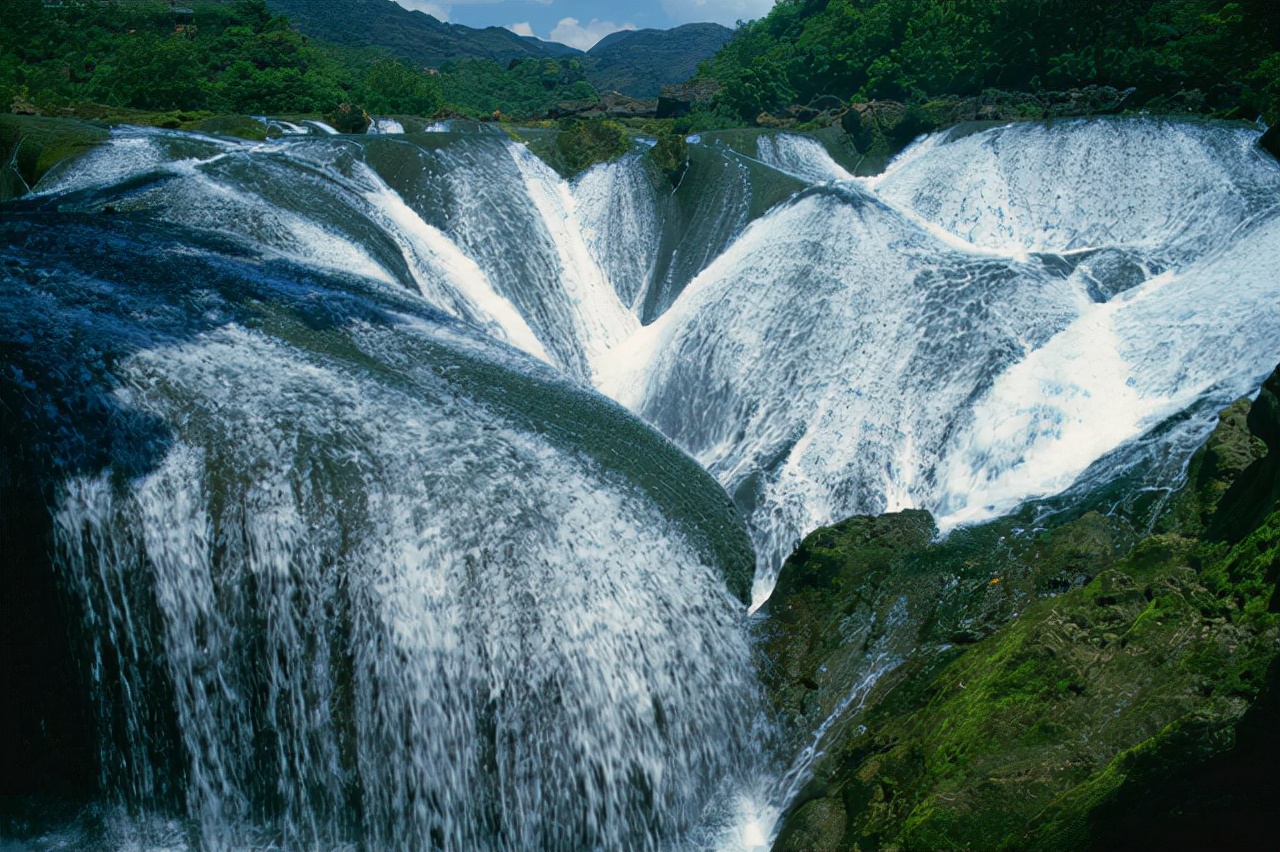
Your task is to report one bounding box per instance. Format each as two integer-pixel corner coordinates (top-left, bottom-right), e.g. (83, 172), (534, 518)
(4, 115), (1277, 848)
(367, 118), (406, 135)
(755, 133), (854, 184)
(599, 119), (1279, 604)
(51, 327), (758, 848)
(2, 185), (759, 848)
(573, 152), (662, 312)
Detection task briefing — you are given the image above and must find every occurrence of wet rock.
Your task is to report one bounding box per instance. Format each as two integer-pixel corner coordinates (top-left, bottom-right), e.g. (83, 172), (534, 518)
(1260, 123), (1280, 163)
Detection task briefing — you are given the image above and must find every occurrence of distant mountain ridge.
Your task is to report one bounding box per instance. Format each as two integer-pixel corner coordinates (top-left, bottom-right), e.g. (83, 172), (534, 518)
(265, 0), (731, 97)
(583, 24), (733, 98)
(264, 0), (573, 67)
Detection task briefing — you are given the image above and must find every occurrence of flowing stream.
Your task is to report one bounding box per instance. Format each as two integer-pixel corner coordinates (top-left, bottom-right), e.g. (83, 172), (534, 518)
(2, 117), (1277, 849)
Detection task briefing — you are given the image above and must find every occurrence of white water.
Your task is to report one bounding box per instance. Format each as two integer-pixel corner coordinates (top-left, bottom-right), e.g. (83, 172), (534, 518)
(755, 133), (854, 184)
(49, 321), (759, 849)
(42, 118), (1279, 607)
(573, 153), (662, 311)
(601, 119), (1280, 604)
(506, 144), (639, 380)
(12, 116), (1280, 849)
(367, 118), (406, 135)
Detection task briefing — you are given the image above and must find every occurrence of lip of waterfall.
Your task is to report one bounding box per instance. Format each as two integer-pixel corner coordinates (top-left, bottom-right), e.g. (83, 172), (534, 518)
(367, 118), (406, 135)
(754, 133), (856, 184)
(872, 116), (1280, 261)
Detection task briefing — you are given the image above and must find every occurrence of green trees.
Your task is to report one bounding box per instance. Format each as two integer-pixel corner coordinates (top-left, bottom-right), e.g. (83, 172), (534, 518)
(99, 33), (206, 111)
(0, 0), (455, 119)
(438, 58), (597, 117)
(648, 128), (689, 186)
(0, 0), (604, 122)
(702, 0), (1280, 123)
(361, 58), (442, 116)
(3, 0), (1273, 126)
(554, 117), (629, 174)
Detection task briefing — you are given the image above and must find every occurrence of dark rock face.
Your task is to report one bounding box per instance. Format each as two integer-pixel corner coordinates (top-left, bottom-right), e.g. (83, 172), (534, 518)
(764, 366), (1280, 851)
(546, 92), (657, 121)
(0, 443), (98, 797)
(1256, 123), (1280, 163)
(326, 103), (372, 134)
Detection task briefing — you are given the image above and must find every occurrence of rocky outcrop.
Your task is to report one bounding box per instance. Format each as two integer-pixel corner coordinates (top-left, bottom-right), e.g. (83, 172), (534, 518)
(326, 102), (372, 134)
(545, 91), (657, 121)
(0, 115), (106, 200)
(656, 79), (721, 119)
(764, 366), (1280, 850)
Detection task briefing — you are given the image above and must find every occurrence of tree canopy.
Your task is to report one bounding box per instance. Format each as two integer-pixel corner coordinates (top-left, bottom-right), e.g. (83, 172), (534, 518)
(0, 0), (601, 120)
(701, 0), (1279, 123)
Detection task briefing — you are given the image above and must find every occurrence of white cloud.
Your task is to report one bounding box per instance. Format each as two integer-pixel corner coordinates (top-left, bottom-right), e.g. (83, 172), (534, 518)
(394, 0), (451, 22)
(505, 21), (535, 37)
(549, 17), (636, 51)
(661, 0), (777, 26)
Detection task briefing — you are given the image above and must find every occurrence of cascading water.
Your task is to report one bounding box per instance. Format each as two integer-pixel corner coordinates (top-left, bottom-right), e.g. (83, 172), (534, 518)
(3, 116), (1277, 849)
(573, 152), (662, 312)
(1, 171), (760, 848)
(602, 119), (1280, 605)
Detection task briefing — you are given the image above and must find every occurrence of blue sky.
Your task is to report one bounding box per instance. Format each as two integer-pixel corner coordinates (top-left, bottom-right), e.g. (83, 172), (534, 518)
(392, 1), (778, 50)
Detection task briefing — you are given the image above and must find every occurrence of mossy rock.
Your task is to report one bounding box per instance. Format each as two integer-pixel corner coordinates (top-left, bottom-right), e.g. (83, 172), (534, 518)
(554, 117), (630, 177)
(766, 365), (1280, 851)
(187, 115), (270, 141)
(0, 115), (107, 199)
(325, 103), (372, 135)
(645, 127), (688, 187)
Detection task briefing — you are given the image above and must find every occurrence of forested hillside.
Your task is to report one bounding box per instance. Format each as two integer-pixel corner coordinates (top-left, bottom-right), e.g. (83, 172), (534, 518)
(582, 24), (733, 98)
(263, 0), (566, 67)
(700, 0), (1280, 123)
(3, 0), (1276, 129)
(0, 0), (597, 120)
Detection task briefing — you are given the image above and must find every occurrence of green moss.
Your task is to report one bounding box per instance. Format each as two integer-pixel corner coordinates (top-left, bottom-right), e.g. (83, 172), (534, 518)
(0, 114), (107, 198)
(645, 127), (688, 187)
(768, 367), (1280, 851)
(186, 115), (270, 141)
(553, 117), (630, 177)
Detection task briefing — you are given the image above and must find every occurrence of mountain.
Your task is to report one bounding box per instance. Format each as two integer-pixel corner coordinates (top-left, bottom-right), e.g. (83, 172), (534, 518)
(265, 1), (731, 98)
(521, 35), (582, 59)
(582, 23), (733, 97)
(264, 0), (581, 67)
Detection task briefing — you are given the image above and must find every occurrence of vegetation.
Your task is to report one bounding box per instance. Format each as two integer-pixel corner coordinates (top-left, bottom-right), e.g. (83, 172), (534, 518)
(550, 117), (627, 174)
(0, 0), (602, 122)
(263, 0), (557, 69)
(762, 367), (1280, 850)
(701, 0), (1280, 124)
(581, 23), (733, 98)
(4, 0), (1277, 145)
(0, 115), (107, 198)
(647, 128), (690, 186)
(3, 0), (347, 115)
(440, 58), (595, 119)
